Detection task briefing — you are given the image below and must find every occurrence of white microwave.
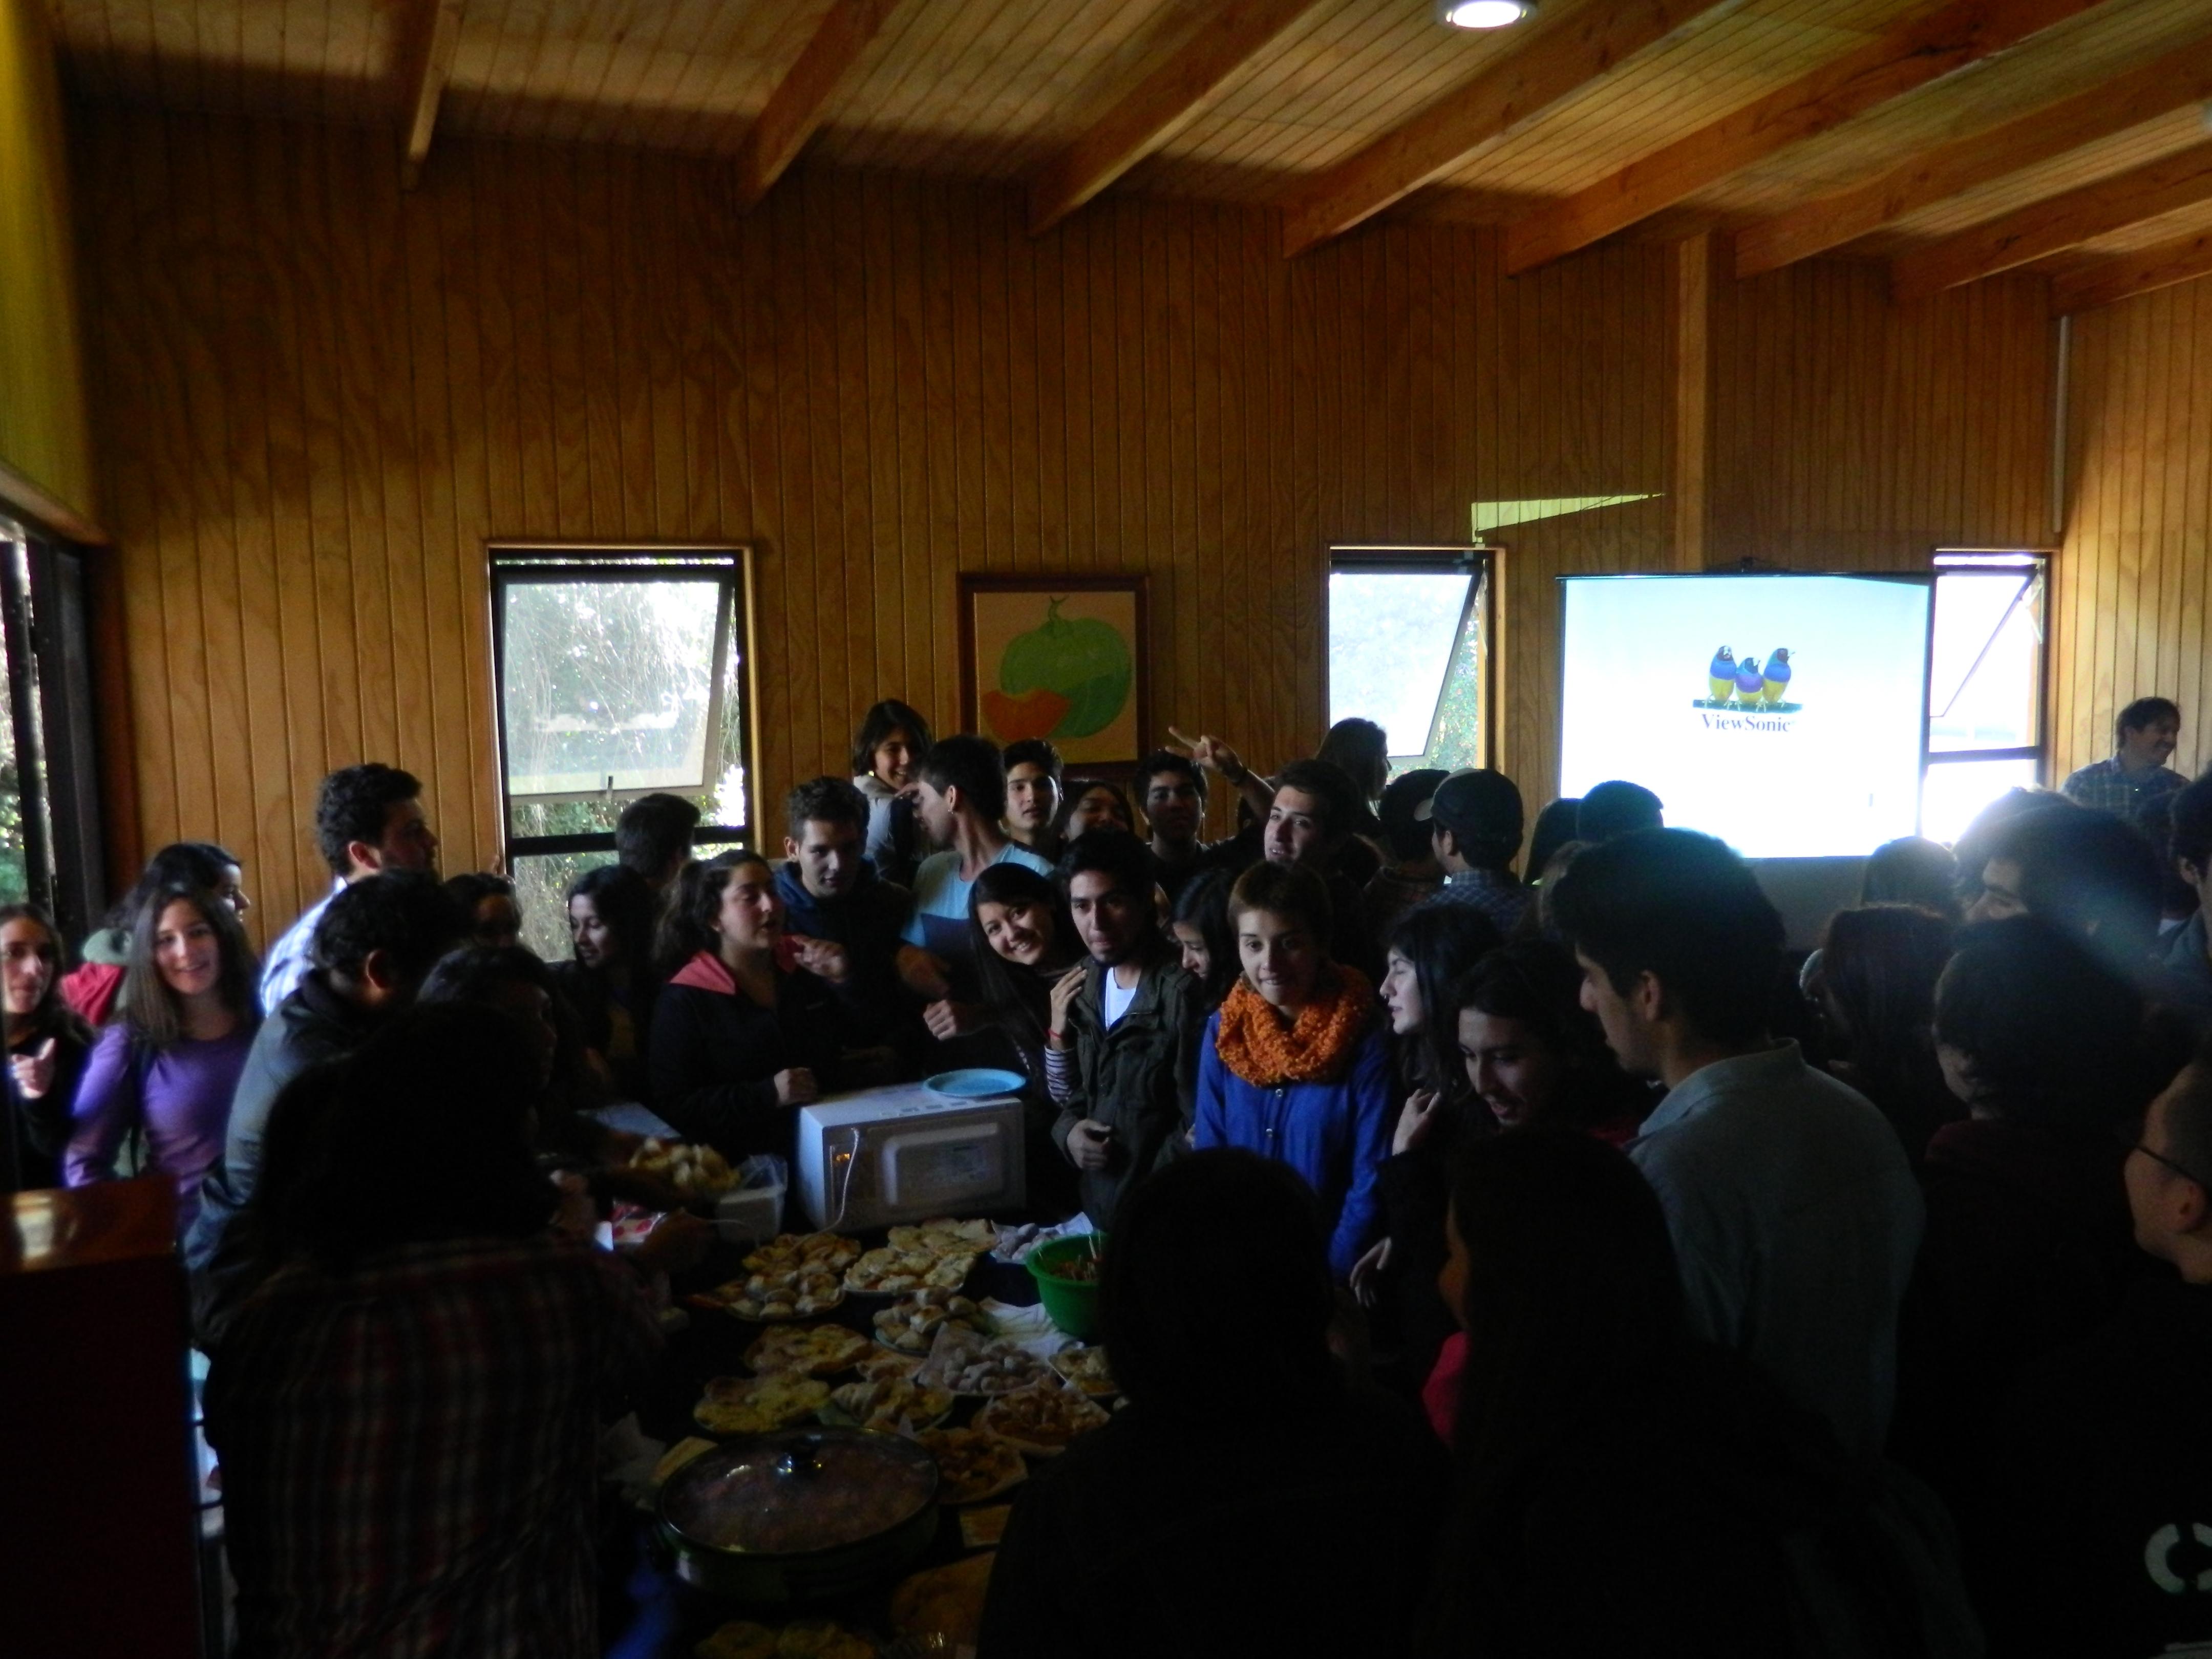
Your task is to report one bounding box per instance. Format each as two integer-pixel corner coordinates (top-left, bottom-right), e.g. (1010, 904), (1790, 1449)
(793, 1082), (1028, 1232)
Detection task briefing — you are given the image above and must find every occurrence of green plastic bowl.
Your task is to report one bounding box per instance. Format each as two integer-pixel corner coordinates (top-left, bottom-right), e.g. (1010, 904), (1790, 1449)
(1027, 1233), (1107, 1339)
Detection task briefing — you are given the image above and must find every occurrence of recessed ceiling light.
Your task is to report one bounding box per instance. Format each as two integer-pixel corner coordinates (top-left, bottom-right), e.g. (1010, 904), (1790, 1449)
(1440, 0), (1534, 27)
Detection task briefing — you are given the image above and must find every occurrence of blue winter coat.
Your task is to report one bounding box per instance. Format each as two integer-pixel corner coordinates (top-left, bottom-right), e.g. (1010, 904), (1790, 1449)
(1193, 1014), (1395, 1280)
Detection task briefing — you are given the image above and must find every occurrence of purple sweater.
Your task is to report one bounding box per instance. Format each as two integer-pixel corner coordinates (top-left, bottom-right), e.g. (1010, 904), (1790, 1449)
(66, 1022), (257, 1232)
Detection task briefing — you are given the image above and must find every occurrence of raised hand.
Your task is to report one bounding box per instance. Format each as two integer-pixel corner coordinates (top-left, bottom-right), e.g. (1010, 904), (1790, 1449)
(1393, 1088), (1442, 1156)
(10, 1036), (56, 1100)
(1047, 964), (1088, 1046)
(774, 1067), (819, 1107)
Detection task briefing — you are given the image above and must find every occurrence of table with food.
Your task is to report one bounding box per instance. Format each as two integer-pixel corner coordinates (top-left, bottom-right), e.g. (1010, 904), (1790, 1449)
(604, 1126), (1116, 1659)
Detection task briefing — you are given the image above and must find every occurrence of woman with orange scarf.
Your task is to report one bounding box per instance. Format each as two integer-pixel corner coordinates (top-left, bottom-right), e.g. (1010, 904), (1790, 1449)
(1194, 862), (1395, 1279)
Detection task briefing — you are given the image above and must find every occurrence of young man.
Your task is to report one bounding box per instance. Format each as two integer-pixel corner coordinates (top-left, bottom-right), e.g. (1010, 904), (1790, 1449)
(1575, 779), (1664, 843)
(2062, 696), (2188, 814)
(1981, 1052), (2212, 1657)
(187, 870), (466, 1343)
(1261, 758), (1383, 982)
(1426, 768), (1530, 938)
(1001, 738), (1066, 865)
(616, 792), (703, 894)
(1134, 750), (1210, 899)
(1048, 830), (1203, 1228)
(1550, 829), (1922, 1457)
(260, 764), (439, 1011)
(900, 735), (1054, 990)
(776, 776), (928, 1039)
(1967, 801), (2166, 976)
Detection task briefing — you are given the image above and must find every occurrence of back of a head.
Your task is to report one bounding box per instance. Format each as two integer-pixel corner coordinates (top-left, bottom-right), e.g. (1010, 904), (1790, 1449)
(1524, 799), (1582, 888)
(1934, 916), (2151, 1135)
(1378, 768), (1448, 864)
(1430, 769), (1524, 870)
(1101, 1150), (1336, 1421)
(2169, 776), (2212, 879)
(417, 943), (555, 1007)
(1996, 805), (2164, 967)
(441, 871), (514, 911)
(1317, 718), (1390, 802)
(851, 699), (934, 777)
(616, 793), (702, 880)
(315, 763), (421, 876)
(1860, 837), (1960, 916)
(256, 1003), (551, 1269)
(312, 869), (467, 987)
(1274, 757), (1366, 845)
(114, 841), (240, 929)
(921, 734), (1008, 822)
(1575, 780), (1664, 843)
(1549, 828), (1783, 1046)
(1818, 905), (1953, 1067)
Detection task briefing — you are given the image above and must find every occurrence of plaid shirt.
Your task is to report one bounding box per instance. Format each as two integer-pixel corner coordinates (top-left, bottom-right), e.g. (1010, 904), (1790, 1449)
(1424, 866), (1532, 938)
(206, 1235), (662, 1659)
(2060, 757), (2187, 817)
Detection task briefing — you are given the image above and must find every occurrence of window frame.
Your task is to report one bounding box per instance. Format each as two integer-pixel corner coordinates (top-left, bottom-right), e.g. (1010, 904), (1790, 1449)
(488, 541), (761, 866)
(1325, 544), (1498, 772)
(1922, 548), (2053, 790)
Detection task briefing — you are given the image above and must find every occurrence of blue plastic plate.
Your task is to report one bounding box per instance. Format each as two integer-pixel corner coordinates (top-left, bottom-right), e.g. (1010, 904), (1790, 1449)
(922, 1068), (1027, 1099)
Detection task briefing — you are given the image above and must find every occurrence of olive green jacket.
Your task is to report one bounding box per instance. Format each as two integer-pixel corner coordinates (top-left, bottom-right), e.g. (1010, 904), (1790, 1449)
(1052, 950), (1203, 1229)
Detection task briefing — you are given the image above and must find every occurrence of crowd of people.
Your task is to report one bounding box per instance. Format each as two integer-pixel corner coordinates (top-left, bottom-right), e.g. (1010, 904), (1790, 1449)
(6, 693), (2211, 1657)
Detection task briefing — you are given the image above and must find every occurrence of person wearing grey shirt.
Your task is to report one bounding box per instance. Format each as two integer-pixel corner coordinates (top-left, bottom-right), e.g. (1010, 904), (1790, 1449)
(1551, 828), (1923, 1458)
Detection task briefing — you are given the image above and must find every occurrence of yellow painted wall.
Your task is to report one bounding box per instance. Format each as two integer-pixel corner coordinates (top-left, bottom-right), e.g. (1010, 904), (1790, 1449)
(0, 0), (96, 536)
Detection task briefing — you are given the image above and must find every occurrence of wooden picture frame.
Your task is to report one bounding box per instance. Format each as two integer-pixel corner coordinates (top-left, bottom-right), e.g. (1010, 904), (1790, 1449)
(957, 574), (1149, 771)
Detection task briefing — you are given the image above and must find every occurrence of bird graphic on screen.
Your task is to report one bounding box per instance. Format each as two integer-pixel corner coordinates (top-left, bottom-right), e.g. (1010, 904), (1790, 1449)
(1735, 657), (1767, 704)
(1762, 648), (1794, 705)
(1708, 647), (1737, 703)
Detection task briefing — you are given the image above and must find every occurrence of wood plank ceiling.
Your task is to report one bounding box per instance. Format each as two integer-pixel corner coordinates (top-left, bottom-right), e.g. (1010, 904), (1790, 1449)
(45, 0), (2212, 311)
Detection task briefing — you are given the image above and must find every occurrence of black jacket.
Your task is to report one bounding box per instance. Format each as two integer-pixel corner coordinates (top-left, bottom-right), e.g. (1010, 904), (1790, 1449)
(648, 958), (844, 1159)
(1053, 953), (1203, 1229)
(2, 1021), (91, 1194)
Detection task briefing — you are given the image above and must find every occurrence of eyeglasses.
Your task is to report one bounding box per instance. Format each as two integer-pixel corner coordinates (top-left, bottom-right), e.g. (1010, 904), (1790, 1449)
(2132, 1142), (2208, 1188)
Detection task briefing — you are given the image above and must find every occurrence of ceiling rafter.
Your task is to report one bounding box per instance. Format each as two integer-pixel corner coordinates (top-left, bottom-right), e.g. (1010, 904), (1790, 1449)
(1502, 0), (2111, 276)
(1027, 0), (1329, 238)
(734, 0), (906, 211)
(1278, 0), (1732, 260)
(1892, 137), (2212, 302)
(2051, 227), (2212, 314)
(398, 0), (466, 189)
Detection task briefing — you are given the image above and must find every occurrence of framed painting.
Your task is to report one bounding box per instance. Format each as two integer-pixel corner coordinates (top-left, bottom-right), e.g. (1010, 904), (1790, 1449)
(958, 575), (1148, 769)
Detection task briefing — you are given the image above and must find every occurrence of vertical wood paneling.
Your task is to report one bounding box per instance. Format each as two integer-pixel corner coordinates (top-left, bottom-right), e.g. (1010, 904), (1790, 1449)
(2059, 276), (2212, 781)
(76, 106), (2072, 941)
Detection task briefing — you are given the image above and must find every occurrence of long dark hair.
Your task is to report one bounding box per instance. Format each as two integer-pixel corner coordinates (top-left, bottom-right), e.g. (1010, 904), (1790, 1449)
(566, 862), (657, 977)
(1053, 779), (1136, 841)
(1171, 869), (1237, 1011)
(102, 841), (242, 932)
(850, 699), (934, 781)
(1387, 905), (1502, 1096)
(653, 849), (771, 975)
(1450, 938), (1643, 1133)
(967, 863), (1077, 1032)
(0, 902), (91, 1050)
(1816, 905), (1956, 1153)
(118, 884), (260, 1050)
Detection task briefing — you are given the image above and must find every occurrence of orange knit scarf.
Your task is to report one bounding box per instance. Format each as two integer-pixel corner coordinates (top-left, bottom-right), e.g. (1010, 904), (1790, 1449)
(1214, 967), (1374, 1087)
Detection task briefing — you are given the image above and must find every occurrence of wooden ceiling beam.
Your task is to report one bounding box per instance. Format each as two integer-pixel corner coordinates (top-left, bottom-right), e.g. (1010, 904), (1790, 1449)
(1734, 33), (2212, 278)
(1279, 0), (1733, 260)
(1028, 0), (1328, 238)
(735, 0), (904, 211)
(398, 0), (466, 189)
(1892, 138), (2212, 302)
(1503, 0), (2110, 276)
(2051, 228), (2212, 315)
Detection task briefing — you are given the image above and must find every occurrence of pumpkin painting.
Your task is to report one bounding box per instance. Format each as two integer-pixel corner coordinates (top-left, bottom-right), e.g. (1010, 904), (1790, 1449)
(990, 597), (1133, 741)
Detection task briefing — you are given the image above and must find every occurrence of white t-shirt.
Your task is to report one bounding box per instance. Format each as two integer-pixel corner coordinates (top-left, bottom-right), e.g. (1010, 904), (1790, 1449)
(1101, 969), (1140, 1029)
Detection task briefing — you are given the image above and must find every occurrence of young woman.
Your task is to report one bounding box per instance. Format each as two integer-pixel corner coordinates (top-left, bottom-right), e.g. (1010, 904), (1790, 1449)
(850, 699), (933, 886)
(1193, 862), (1393, 1280)
(443, 872), (522, 951)
(1808, 903), (1959, 1163)
(1316, 717), (1390, 814)
(966, 863), (1084, 1216)
(62, 841), (250, 1027)
(1, 903), (95, 1193)
(550, 862), (661, 1104)
(66, 884), (261, 1231)
(648, 853), (850, 1158)
(1054, 779), (1137, 846)
(1168, 868), (1237, 1013)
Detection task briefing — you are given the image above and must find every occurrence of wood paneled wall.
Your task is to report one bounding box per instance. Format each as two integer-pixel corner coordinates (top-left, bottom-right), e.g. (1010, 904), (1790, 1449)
(75, 109), (1685, 939)
(2055, 279), (2212, 780)
(0, 0), (96, 534)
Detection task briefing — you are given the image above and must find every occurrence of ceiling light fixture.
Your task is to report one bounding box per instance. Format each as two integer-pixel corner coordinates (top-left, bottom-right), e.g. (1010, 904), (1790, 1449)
(1440, 0), (1535, 27)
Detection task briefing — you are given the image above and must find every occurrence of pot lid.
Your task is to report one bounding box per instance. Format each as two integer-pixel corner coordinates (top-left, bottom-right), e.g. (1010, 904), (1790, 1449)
(661, 1427), (939, 1558)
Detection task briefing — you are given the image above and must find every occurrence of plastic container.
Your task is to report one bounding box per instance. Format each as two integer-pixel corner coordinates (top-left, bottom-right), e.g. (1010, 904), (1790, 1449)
(1026, 1232), (1106, 1339)
(714, 1154), (788, 1245)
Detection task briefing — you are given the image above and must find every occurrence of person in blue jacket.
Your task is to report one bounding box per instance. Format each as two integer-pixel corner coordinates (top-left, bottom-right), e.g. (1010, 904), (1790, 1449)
(1194, 860), (1394, 1280)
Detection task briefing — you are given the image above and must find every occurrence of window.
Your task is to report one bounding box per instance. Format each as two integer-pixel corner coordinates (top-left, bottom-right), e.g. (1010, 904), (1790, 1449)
(1922, 552), (2049, 844)
(0, 521), (105, 939)
(491, 545), (758, 959)
(1327, 548), (1494, 778)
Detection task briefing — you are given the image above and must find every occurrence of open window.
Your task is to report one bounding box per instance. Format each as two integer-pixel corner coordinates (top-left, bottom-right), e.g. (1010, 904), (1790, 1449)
(1921, 551), (2049, 844)
(1327, 547), (1495, 778)
(491, 545), (758, 958)
(0, 520), (105, 940)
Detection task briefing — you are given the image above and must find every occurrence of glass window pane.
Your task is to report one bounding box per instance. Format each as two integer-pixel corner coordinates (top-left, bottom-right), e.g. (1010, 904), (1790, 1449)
(500, 577), (725, 797)
(1922, 756), (2041, 846)
(1329, 571), (1473, 763)
(1928, 569), (2043, 753)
